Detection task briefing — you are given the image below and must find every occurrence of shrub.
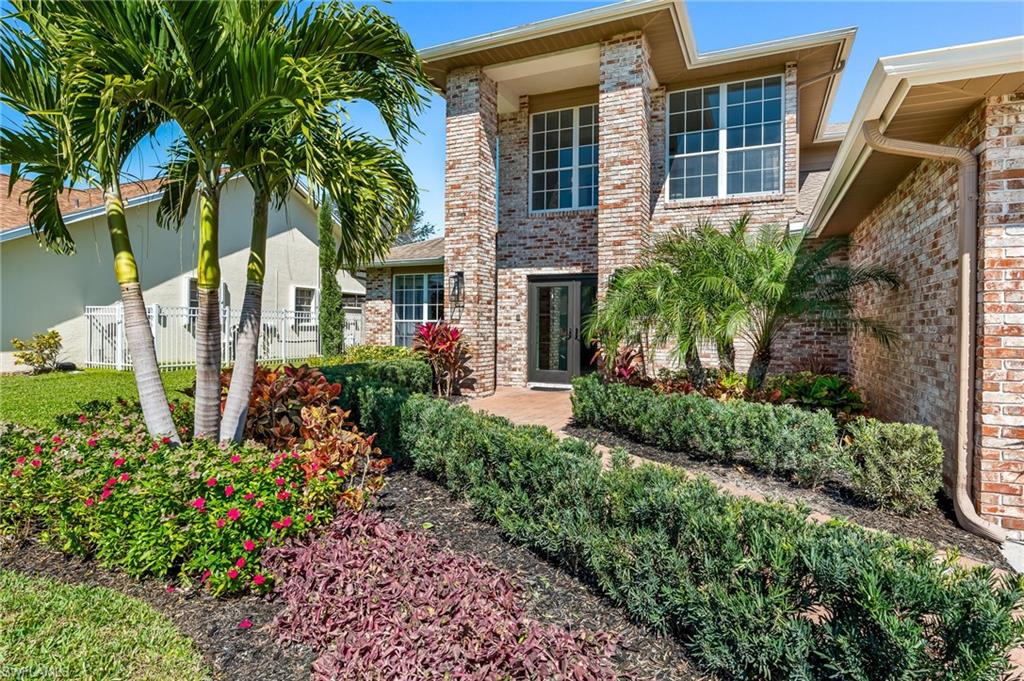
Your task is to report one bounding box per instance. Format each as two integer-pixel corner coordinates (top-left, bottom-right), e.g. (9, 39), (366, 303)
(761, 371), (867, 421)
(263, 510), (617, 679)
(320, 359), (432, 397)
(0, 403), (387, 595)
(11, 330), (63, 374)
(572, 374), (844, 487)
(845, 417), (943, 514)
(413, 321), (472, 396)
(326, 344), (419, 365)
(395, 394), (1024, 679)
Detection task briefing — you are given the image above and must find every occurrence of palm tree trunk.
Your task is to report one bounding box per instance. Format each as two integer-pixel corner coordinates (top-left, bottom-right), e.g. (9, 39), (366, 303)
(684, 345), (706, 388)
(193, 190), (222, 438)
(747, 346), (772, 390)
(219, 193), (269, 443)
(716, 338), (736, 373)
(105, 189), (179, 443)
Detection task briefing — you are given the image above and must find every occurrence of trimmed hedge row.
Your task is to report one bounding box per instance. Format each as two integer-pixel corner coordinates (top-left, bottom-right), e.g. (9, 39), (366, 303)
(321, 359), (431, 461)
(572, 374), (943, 512)
(394, 393), (1023, 679)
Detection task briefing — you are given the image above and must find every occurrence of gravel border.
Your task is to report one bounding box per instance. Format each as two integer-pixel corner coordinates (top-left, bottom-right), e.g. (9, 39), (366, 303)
(565, 424), (1008, 569)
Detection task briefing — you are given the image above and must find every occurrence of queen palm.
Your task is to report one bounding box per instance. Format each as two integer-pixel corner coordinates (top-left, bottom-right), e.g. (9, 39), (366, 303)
(1, 0), (180, 442)
(154, 1), (426, 442)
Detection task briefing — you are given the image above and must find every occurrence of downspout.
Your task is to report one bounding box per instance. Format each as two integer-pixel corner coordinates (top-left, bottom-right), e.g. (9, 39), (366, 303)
(862, 119), (1007, 543)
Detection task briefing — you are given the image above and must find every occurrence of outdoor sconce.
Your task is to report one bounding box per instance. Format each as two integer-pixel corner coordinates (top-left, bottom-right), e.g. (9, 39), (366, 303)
(450, 271), (464, 306)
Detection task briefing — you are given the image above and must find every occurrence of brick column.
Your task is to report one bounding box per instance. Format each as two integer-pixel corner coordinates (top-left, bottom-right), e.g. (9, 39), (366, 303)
(363, 269), (392, 345)
(597, 31), (652, 294)
(444, 66), (498, 394)
(975, 92), (1024, 537)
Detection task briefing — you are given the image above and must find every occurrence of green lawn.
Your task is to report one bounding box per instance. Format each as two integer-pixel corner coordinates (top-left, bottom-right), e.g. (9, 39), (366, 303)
(0, 369), (194, 427)
(0, 570), (210, 681)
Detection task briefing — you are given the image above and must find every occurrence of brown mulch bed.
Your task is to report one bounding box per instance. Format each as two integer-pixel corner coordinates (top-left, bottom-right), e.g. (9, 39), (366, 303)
(0, 538), (315, 681)
(565, 425), (1009, 570)
(377, 469), (707, 681)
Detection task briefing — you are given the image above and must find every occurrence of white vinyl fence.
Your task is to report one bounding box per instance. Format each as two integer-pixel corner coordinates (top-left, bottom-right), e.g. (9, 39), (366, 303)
(85, 304), (363, 370)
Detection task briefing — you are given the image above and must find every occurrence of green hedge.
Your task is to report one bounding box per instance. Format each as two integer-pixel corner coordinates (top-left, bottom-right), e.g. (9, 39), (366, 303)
(845, 417), (943, 514)
(320, 359), (432, 462)
(395, 393), (1023, 679)
(572, 374), (844, 486)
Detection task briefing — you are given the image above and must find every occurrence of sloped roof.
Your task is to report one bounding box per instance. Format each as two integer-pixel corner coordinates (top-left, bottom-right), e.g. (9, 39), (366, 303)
(0, 175), (163, 232)
(371, 236), (445, 267)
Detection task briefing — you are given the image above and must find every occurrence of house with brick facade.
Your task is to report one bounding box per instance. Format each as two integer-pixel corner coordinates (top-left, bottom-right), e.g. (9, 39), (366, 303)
(362, 0), (1024, 539)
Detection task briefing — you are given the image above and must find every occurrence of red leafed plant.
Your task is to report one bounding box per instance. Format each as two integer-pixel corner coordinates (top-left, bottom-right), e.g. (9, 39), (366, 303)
(215, 365), (342, 450)
(288, 405), (389, 510)
(263, 510), (618, 680)
(413, 321), (472, 397)
(591, 344), (652, 387)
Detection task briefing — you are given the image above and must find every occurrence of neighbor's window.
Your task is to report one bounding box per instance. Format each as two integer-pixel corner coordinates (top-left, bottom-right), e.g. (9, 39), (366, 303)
(667, 75), (783, 200)
(393, 273), (444, 347)
(530, 104), (599, 211)
(186, 277), (200, 309)
(294, 286), (316, 321)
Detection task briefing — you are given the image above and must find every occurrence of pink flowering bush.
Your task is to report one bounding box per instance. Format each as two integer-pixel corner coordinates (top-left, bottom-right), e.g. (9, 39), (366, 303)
(1, 402), (388, 595)
(263, 510), (618, 680)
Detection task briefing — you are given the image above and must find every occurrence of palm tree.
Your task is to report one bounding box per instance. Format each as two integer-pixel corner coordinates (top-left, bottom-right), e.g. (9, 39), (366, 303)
(585, 263), (668, 379)
(706, 218), (901, 388)
(1, 0), (180, 442)
(152, 1), (425, 442)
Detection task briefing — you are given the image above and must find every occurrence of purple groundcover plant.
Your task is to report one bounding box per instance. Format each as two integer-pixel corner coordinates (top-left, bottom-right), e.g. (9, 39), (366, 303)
(263, 511), (619, 680)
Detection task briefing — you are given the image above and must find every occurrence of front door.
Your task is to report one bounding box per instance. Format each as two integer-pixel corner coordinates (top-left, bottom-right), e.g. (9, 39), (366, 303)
(527, 277), (597, 384)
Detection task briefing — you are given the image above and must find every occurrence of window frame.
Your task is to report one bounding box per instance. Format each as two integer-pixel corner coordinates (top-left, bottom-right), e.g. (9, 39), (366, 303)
(291, 284), (318, 331)
(528, 103), (599, 214)
(664, 73), (785, 202)
(390, 272), (444, 347)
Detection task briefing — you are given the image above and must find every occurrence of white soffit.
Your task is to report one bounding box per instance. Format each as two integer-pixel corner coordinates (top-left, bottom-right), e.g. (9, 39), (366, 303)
(484, 45), (601, 114)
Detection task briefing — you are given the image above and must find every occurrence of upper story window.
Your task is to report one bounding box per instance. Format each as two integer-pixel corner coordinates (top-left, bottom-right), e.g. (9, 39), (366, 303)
(530, 104), (599, 212)
(667, 75), (783, 200)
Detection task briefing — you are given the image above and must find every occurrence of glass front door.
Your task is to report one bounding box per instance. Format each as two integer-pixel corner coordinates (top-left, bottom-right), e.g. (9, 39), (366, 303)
(527, 277), (597, 384)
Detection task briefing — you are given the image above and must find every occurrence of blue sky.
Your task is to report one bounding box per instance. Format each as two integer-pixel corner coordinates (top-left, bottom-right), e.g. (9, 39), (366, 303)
(10, 1), (1023, 234)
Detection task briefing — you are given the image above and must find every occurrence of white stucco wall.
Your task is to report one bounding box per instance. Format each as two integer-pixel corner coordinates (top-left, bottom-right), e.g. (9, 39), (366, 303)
(0, 178), (363, 371)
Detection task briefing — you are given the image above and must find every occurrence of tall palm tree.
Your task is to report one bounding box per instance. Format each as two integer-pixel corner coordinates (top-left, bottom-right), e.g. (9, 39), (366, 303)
(149, 1), (425, 442)
(705, 219), (901, 388)
(1, 0), (180, 442)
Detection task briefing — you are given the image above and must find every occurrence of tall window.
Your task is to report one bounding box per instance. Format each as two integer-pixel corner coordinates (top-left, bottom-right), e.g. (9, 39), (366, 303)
(393, 273), (444, 347)
(667, 75), (783, 200)
(294, 286), (316, 325)
(530, 104), (599, 211)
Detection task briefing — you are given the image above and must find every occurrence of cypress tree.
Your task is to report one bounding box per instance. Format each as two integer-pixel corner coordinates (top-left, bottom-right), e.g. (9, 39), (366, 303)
(318, 197), (346, 357)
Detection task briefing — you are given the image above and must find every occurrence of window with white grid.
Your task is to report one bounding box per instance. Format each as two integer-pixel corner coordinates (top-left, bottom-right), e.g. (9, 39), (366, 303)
(667, 75), (783, 200)
(392, 273), (444, 348)
(530, 104), (599, 211)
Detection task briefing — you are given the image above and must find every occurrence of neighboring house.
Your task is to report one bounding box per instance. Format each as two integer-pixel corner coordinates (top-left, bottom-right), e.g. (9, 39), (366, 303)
(361, 0), (1023, 536)
(0, 175), (365, 372)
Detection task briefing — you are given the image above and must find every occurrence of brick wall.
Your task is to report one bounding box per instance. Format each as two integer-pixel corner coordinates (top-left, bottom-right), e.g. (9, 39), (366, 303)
(974, 92), (1024, 536)
(363, 268), (392, 345)
(443, 67), (499, 394)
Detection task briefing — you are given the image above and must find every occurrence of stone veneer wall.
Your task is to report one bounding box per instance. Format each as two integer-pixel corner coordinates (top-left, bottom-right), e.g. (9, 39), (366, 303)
(974, 93), (1024, 537)
(847, 94), (1024, 535)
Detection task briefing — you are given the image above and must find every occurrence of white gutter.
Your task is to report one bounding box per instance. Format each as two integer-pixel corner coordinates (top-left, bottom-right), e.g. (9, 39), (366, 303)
(0, 190), (164, 244)
(420, 0), (855, 144)
(368, 256), (444, 268)
(806, 35), (1024, 236)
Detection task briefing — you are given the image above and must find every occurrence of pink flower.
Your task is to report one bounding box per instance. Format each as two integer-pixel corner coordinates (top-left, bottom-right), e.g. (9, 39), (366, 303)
(201, 569), (211, 583)
(238, 618), (252, 629)
(274, 477), (285, 486)
(15, 456), (25, 465)
(255, 500), (265, 509)
(230, 455), (241, 464)
(305, 514), (313, 523)
(113, 458), (125, 467)
(150, 441), (159, 452)
(78, 414), (87, 424)
(224, 485), (234, 497)
(119, 473), (130, 483)
(100, 488), (112, 501)
(30, 459), (41, 468)
(166, 584), (175, 593)
(87, 439), (97, 448)
(243, 492), (254, 501)
(227, 508), (240, 521)
(12, 469), (22, 477)
(277, 491), (290, 501)
(235, 557), (246, 568)
(33, 444), (42, 455)
(271, 521), (281, 530)
(337, 470), (346, 478)
(216, 518), (226, 528)
(106, 477), (117, 487)
(206, 477), (217, 487)
(52, 436), (62, 444)
(291, 451), (299, 459)
(162, 437), (171, 445)
(227, 569), (239, 579)
(243, 539), (256, 552)
(281, 516), (292, 528)
(192, 497), (206, 511)
(84, 497), (94, 507)
(252, 574), (266, 586)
